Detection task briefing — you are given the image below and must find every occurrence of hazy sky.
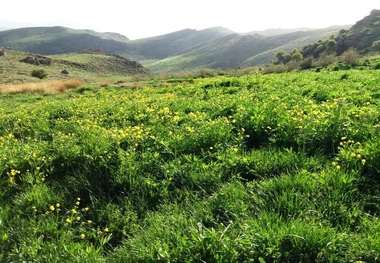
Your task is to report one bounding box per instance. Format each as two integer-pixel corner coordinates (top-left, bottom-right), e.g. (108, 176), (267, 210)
(2, 1), (380, 39)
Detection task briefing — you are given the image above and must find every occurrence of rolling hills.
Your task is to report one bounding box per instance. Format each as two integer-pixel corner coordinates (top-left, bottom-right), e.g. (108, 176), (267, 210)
(0, 24), (349, 72)
(143, 26), (347, 72)
(1, 10), (379, 72)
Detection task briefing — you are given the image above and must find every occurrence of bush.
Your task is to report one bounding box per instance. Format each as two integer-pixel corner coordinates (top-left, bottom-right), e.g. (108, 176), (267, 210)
(372, 40), (380, 52)
(300, 58), (313, 70)
(31, 69), (48, 79)
(340, 48), (361, 65)
(317, 52), (337, 67)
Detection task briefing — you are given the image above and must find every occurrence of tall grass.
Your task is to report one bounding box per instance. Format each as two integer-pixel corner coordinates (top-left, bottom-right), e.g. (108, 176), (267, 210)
(0, 79), (83, 94)
(1, 69), (380, 262)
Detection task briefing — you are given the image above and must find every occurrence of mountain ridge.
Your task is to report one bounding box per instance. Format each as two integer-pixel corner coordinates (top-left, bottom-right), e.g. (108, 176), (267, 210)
(0, 19), (366, 72)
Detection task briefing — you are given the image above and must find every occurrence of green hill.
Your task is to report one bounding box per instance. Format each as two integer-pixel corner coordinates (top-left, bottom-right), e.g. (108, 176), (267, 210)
(131, 27), (234, 60)
(0, 26), (135, 55)
(274, 9), (380, 69)
(0, 22), (358, 72)
(0, 48), (150, 84)
(145, 27), (346, 71)
(336, 9), (380, 54)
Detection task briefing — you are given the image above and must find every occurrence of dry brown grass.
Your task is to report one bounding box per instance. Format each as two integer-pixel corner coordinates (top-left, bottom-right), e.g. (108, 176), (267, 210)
(99, 80), (111, 87)
(0, 79), (83, 94)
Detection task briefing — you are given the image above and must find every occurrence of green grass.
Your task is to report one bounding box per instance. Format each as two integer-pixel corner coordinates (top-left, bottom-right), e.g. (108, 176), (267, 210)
(1, 69), (380, 262)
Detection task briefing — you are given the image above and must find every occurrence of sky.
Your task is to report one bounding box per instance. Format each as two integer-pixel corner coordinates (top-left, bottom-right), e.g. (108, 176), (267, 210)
(1, 0), (380, 40)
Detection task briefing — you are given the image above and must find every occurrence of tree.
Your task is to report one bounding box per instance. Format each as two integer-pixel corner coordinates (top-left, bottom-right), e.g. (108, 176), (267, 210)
(276, 51), (285, 60)
(291, 51), (303, 62)
(276, 51), (291, 64)
(326, 39), (337, 50)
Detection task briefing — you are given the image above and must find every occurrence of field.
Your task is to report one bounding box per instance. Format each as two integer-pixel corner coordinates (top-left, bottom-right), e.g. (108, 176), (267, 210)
(1, 69), (380, 262)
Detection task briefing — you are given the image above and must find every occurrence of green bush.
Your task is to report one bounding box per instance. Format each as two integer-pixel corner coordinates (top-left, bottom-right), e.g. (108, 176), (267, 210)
(31, 69), (48, 79)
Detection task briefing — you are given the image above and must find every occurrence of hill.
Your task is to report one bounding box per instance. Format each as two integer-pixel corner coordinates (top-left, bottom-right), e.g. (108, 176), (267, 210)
(145, 27), (347, 71)
(0, 48), (150, 84)
(130, 27), (234, 60)
(0, 24), (352, 72)
(335, 9), (380, 54)
(246, 27), (313, 36)
(273, 9), (380, 70)
(0, 26), (135, 55)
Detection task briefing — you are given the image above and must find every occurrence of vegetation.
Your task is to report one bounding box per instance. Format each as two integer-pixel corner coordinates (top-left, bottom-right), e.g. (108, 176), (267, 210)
(1, 67), (380, 262)
(31, 69), (48, 79)
(0, 79), (82, 94)
(0, 25), (347, 72)
(0, 49), (150, 85)
(0, 9), (379, 262)
(269, 9), (380, 73)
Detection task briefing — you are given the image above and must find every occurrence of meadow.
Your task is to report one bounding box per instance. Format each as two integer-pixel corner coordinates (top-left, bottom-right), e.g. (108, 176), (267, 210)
(1, 69), (380, 262)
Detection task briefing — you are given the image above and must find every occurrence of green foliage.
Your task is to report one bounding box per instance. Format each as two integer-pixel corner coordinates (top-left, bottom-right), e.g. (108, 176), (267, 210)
(372, 40), (380, 52)
(31, 69), (48, 79)
(326, 39), (337, 49)
(291, 51), (303, 62)
(300, 57), (313, 69)
(1, 69), (380, 261)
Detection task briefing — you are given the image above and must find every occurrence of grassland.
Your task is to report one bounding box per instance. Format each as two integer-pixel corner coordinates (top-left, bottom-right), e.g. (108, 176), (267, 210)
(1, 68), (380, 262)
(0, 49), (150, 85)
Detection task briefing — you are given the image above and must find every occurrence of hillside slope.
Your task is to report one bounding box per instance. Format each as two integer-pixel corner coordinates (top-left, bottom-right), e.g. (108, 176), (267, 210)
(336, 9), (380, 54)
(130, 27), (235, 60)
(0, 26), (136, 55)
(0, 24), (351, 72)
(289, 9), (380, 64)
(0, 48), (150, 84)
(146, 27), (346, 71)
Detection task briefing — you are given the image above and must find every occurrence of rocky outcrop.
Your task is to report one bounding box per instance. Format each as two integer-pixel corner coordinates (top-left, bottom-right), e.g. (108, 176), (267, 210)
(20, 55), (52, 66)
(336, 9), (380, 54)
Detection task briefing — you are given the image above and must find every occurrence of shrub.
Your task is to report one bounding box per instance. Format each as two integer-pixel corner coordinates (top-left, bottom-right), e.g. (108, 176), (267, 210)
(31, 69), (48, 79)
(317, 51), (337, 67)
(291, 51), (303, 62)
(332, 65), (340, 71)
(372, 40), (380, 53)
(340, 48), (361, 65)
(300, 58), (313, 70)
